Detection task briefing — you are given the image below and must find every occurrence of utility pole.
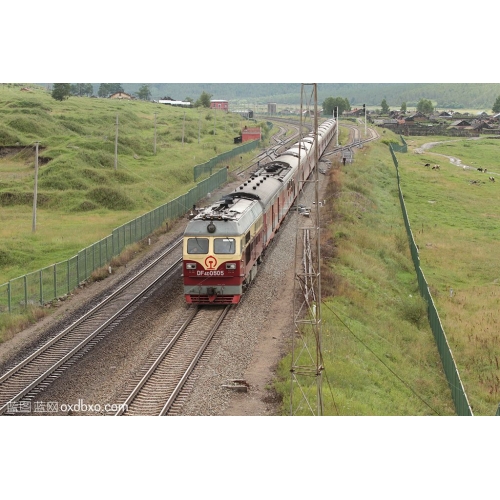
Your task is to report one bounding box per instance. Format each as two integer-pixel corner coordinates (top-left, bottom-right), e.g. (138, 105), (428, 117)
(154, 112), (157, 155)
(182, 110), (186, 145)
(336, 106), (339, 146)
(364, 104), (367, 137)
(114, 114), (119, 170)
(198, 110), (201, 144)
(32, 142), (39, 233)
(291, 83), (324, 416)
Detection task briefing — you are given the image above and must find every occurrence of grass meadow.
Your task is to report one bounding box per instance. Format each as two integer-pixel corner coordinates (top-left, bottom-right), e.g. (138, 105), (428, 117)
(275, 129), (457, 416)
(0, 85), (268, 340)
(395, 135), (500, 415)
(0, 85), (264, 285)
(276, 128), (500, 415)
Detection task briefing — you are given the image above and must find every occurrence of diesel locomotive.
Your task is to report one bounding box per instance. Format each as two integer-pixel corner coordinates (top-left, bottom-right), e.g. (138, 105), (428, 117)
(182, 118), (336, 304)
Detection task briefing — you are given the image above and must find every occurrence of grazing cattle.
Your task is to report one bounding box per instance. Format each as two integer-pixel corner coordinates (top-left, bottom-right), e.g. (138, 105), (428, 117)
(484, 168), (487, 173)
(424, 163), (430, 167)
(477, 167), (483, 172)
(432, 164), (440, 170)
(489, 176), (495, 182)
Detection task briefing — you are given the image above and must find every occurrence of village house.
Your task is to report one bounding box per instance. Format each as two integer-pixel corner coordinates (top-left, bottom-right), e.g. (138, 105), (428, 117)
(210, 99), (229, 112)
(449, 119), (472, 129)
(109, 92), (133, 100)
(404, 111), (427, 122)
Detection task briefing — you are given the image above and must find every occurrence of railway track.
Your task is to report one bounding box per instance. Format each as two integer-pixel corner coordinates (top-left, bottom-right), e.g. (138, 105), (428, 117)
(115, 305), (231, 416)
(234, 120), (302, 177)
(0, 238), (184, 415)
(321, 121), (380, 163)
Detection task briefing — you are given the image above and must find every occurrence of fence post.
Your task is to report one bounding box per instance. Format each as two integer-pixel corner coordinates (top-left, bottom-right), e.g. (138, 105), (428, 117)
(40, 270), (43, 306)
(53, 265), (57, 300)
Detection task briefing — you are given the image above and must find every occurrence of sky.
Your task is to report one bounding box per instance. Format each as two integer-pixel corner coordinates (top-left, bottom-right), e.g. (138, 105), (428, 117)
(3, 3), (497, 84)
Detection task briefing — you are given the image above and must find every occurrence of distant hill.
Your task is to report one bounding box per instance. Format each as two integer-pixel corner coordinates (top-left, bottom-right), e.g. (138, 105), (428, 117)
(116, 83), (500, 110)
(34, 82), (500, 110)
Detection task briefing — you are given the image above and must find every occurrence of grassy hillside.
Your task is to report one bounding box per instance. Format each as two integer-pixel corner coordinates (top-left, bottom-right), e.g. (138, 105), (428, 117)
(0, 85), (265, 284)
(297, 130), (499, 416)
(275, 131), (456, 415)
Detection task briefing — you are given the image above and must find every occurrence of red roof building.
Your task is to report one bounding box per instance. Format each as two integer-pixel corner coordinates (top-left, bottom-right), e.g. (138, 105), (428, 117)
(210, 99), (229, 111)
(242, 126), (261, 142)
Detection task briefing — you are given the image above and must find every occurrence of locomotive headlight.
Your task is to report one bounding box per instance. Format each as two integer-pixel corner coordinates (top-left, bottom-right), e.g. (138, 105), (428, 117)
(226, 263), (236, 270)
(186, 263), (197, 270)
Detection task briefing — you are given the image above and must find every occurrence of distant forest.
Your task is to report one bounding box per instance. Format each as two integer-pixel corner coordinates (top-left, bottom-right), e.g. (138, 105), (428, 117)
(36, 82), (500, 110)
(116, 83), (500, 110)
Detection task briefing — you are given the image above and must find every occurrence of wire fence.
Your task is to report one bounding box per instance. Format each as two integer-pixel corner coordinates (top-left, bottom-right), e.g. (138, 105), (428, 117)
(193, 139), (259, 181)
(389, 143), (473, 416)
(0, 167), (228, 314)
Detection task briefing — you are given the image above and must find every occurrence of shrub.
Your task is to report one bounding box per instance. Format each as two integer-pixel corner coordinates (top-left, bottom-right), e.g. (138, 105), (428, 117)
(399, 294), (427, 327)
(394, 230), (408, 253)
(87, 186), (135, 210)
(72, 200), (98, 212)
(0, 126), (21, 145)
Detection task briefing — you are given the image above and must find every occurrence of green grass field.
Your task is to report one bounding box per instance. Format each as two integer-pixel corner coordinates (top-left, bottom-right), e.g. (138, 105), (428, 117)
(0, 85), (265, 285)
(389, 132), (500, 415)
(275, 127), (500, 415)
(275, 130), (457, 416)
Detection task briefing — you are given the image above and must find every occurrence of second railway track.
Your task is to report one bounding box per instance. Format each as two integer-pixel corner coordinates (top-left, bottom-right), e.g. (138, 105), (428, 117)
(0, 238), (183, 415)
(116, 305), (231, 416)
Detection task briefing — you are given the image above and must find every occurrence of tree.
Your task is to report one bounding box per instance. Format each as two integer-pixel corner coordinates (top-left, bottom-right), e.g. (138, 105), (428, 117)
(492, 95), (500, 113)
(417, 98), (434, 114)
(381, 98), (390, 114)
(51, 83), (71, 101)
(98, 84), (108, 97)
(97, 83), (124, 97)
(322, 96), (350, 116)
(108, 83), (124, 94)
(195, 91), (212, 108)
(136, 84), (151, 101)
(400, 102), (407, 113)
(70, 83), (93, 97)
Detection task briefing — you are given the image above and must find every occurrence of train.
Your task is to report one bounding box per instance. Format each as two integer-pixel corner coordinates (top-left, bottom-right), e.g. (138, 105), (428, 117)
(182, 118), (337, 304)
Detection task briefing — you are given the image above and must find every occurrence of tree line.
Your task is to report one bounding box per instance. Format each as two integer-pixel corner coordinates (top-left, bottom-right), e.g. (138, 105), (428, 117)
(51, 84), (500, 115)
(50, 84), (215, 109)
(322, 94), (500, 116)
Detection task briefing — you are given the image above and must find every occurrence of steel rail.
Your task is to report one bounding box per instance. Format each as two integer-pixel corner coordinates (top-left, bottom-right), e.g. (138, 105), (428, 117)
(0, 240), (183, 415)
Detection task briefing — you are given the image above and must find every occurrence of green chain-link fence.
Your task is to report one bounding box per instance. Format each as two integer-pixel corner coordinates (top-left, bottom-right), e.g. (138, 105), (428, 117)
(389, 144), (473, 416)
(0, 167), (228, 314)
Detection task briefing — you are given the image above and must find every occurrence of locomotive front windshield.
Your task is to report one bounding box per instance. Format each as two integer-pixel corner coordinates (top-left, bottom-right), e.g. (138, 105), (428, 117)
(187, 238), (209, 254)
(214, 238), (235, 254)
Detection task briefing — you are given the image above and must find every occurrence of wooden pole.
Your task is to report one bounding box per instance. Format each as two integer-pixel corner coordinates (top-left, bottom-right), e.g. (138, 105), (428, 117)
(114, 114), (118, 169)
(154, 112), (157, 155)
(32, 142), (39, 233)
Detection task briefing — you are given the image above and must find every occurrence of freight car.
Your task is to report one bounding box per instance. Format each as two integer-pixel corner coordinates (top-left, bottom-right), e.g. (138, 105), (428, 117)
(182, 118), (336, 304)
